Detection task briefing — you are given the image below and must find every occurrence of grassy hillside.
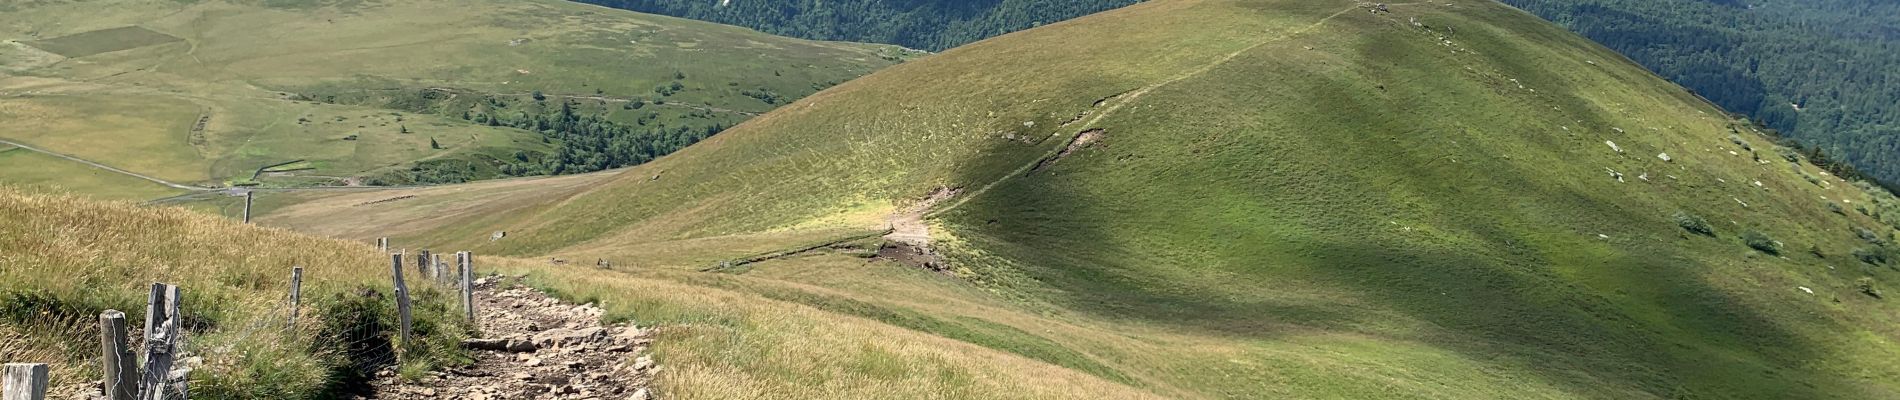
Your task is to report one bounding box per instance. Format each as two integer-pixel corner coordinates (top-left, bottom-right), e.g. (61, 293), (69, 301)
(1499, 0), (1900, 188)
(0, 144), (186, 201)
(574, 0), (1141, 51)
(254, 0), (1900, 398)
(0, 187), (471, 398)
(0, 0), (906, 198)
(0, 187), (1154, 399)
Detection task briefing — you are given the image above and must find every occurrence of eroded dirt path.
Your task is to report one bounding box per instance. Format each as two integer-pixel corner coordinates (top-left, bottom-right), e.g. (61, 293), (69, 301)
(931, 2), (1399, 217)
(883, 187), (961, 248)
(368, 276), (658, 400)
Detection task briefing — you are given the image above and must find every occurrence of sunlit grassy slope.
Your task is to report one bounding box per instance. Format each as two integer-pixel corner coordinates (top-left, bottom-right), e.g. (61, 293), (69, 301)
(0, 144), (185, 201)
(0, 187), (474, 398)
(0, 0), (904, 196)
(0, 187), (1154, 399)
(261, 0), (1900, 398)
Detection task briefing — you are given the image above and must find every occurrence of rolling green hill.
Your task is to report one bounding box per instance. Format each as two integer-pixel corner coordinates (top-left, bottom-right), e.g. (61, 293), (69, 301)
(573, 0), (1142, 51)
(1497, 0), (1900, 190)
(173, 0), (1900, 398)
(0, 0), (908, 198)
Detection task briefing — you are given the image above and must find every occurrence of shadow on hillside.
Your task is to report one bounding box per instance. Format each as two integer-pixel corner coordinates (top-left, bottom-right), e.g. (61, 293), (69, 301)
(948, 169), (1835, 398)
(935, 47), (1836, 400)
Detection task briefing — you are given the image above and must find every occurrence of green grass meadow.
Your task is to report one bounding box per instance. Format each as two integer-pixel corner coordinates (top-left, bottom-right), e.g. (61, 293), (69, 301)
(269, 0), (1900, 398)
(11, 0), (1900, 398)
(0, 0), (906, 200)
(0, 145), (186, 201)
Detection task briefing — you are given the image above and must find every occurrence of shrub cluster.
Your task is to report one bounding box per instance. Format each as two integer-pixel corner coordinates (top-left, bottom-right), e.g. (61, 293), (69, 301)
(1742, 230), (1781, 255)
(1853, 247), (1892, 265)
(1674, 211), (1715, 236)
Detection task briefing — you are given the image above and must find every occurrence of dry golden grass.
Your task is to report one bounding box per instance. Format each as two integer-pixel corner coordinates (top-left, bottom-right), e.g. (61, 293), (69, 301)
(480, 259), (1163, 400)
(0, 187), (465, 397)
(2, 186), (1157, 398)
(255, 171), (615, 241)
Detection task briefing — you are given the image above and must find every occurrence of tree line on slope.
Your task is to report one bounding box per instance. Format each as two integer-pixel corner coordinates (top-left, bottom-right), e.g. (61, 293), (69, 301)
(293, 82), (742, 185)
(373, 99), (729, 185)
(570, 0), (1143, 51)
(1498, 0), (1900, 188)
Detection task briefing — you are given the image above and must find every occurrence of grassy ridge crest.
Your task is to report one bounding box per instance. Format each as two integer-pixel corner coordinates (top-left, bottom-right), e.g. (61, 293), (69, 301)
(248, 0), (1900, 398)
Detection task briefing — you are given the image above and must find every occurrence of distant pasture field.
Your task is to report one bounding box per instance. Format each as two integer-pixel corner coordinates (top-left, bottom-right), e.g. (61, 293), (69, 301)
(0, 95), (208, 183)
(0, 0), (904, 202)
(0, 144), (186, 201)
(22, 26), (181, 57)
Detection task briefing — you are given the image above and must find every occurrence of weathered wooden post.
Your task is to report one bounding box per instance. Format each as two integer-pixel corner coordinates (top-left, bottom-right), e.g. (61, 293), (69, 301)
(99, 310), (137, 400)
(416, 250), (432, 280)
(459, 252), (475, 322)
(138, 283), (181, 400)
(242, 191), (254, 224)
(377, 237), (388, 252)
(431, 253), (445, 285)
(287, 266), (303, 329)
(439, 252), (455, 286)
(389, 254), (413, 353)
(2, 363), (48, 400)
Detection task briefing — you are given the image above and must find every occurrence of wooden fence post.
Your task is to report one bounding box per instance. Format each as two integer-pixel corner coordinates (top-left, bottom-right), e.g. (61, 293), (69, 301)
(242, 191), (254, 224)
(99, 310), (136, 400)
(2, 363), (47, 400)
(416, 250), (431, 280)
(389, 254), (413, 353)
(376, 237), (388, 252)
(460, 252), (474, 323)
(437, 253), (452, 286)
(287, 266), (303, 329)
(138, 283), (181, 400)
(454, 252), (465, 286)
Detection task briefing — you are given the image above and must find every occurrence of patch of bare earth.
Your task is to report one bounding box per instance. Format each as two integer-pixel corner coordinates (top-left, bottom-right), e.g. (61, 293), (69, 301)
(1031, 129), (1105, 172)
(368, 276), (658, 400)
(879, 187), (959, 270)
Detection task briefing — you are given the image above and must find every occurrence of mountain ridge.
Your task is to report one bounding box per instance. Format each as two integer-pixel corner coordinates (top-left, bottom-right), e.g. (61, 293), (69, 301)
(240, 0), (1900, 397)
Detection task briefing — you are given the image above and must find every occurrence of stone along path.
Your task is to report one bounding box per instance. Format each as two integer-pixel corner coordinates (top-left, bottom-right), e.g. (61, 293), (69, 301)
(369, 276), (658, 399)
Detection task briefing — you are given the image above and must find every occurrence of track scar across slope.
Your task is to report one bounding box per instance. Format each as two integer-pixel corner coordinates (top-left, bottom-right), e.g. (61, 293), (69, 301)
(932, 2), (1407, 216)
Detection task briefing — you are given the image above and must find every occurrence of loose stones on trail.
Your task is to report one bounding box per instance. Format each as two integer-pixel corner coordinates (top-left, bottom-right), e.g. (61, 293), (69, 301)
(368, 276), (657, 399)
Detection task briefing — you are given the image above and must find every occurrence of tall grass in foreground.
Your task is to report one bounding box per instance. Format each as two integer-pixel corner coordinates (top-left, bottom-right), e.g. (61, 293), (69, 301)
(479, 261), (1160, 399)
(0, 188), (466, 398)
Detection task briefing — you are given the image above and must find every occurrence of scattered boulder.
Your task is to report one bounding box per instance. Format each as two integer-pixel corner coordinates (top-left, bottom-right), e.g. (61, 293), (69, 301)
(463, 338), (509, 351)
(506, 338), (538, 352)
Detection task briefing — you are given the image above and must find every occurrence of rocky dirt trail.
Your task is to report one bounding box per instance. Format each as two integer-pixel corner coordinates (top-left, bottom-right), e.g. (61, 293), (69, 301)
(877, 187), (961, 270)
(368, 276), (658, 400)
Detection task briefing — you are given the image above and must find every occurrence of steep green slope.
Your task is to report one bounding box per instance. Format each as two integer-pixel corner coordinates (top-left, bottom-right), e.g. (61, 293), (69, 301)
(0, 0), (907, 195)
(1498, 0), (1900, 186)
(263, 0), (1900, 398)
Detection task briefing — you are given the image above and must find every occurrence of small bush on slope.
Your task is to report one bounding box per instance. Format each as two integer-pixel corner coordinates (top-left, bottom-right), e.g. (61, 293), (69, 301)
(1742, 230), (1782, 255)
(0, 187), (467, 398)
(1674, 211), (1715, 236)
